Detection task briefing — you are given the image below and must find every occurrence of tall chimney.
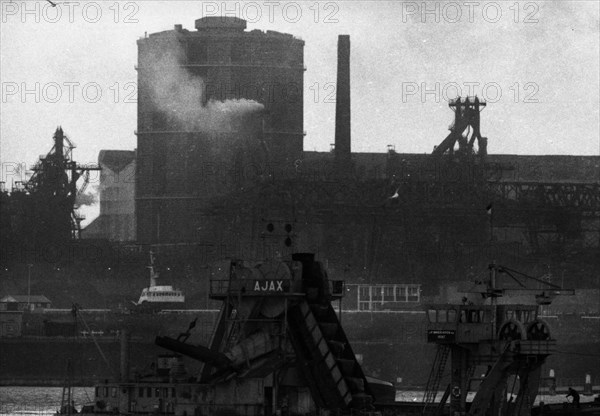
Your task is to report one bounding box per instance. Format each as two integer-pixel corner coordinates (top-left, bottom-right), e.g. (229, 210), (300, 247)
(335, 35), (351, 161)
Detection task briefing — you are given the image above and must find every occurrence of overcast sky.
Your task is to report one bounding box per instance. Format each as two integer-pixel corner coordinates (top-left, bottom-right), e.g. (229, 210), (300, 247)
(1, 1), (599, 222)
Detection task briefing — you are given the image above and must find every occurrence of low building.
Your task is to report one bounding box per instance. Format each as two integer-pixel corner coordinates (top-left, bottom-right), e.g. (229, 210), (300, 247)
(0, 295), (52, 311)
(0, 311), (23, 337)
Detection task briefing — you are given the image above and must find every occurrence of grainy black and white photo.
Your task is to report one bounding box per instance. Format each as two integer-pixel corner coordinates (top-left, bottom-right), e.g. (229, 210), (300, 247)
(0, 1), (599, 414)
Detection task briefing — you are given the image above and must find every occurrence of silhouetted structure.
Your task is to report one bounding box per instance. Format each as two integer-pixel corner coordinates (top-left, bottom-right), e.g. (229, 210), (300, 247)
(0, 127), (100, 256)
(136, 17), (304, 244)
(84, 150), (136, 241)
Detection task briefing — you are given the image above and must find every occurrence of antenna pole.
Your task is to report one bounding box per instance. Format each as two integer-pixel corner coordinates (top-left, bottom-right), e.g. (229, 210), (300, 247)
(490, 262), (497, 306)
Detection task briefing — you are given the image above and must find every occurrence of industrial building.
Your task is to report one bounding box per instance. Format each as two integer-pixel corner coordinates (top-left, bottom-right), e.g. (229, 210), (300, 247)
(84, 150), (136, 242)
(85, 16), (599, 288)
(135, 17), (304, 244)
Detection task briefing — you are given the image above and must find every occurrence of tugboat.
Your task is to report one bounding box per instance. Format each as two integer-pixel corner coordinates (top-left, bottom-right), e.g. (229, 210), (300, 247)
(131, 251), (185, 312)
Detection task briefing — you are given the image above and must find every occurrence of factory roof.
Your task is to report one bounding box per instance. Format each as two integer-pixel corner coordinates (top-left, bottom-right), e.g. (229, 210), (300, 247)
(303, 151), (600, 183)
(1, 295), (52, 304)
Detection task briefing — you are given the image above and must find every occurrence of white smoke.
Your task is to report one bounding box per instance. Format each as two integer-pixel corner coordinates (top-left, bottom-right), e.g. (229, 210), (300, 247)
(75, 190), (98, 207)
(145, 35), (264, 132)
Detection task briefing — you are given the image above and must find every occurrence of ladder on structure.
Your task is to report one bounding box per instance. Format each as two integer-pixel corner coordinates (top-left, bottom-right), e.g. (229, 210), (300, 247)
(288, 300), (375, 411)
(422, 345), (451, 414)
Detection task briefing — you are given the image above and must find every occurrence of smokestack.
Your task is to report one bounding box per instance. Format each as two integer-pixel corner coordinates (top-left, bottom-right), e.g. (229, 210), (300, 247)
(335, 35), (351, 161)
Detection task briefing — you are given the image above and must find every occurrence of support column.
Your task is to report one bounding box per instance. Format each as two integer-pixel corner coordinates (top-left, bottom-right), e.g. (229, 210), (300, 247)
(450, 346), (469, 415)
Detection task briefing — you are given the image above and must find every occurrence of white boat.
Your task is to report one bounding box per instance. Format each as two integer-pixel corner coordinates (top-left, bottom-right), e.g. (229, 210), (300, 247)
(131, 251), (185, 311)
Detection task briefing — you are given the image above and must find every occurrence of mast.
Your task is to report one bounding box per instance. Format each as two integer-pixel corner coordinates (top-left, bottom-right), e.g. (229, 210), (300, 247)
(149, 250), (159, 287)
(59, 359), (73, 415)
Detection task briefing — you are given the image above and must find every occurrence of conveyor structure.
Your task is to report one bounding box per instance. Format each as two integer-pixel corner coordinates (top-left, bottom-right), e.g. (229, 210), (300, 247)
(156, 253), (391, 416)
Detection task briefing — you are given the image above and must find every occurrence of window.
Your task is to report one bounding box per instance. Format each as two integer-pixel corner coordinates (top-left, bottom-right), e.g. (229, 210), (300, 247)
(139, 387), (144, 397)
(359, 286), (370, 299)
(172, 387), (176, 398)
(111, 387), (117, 397)
(372, 287), (382, 302)
(428, 309), (437, 323)
(147, 387), (151, 397)
(383, 286), (395, 302)
(469, 310), (482, 323)
(358, 286), (371, 311)
(95, 387), (99, 397)
(155, 388), (160, 397)
(407, 285), (420, 302)
(484, 310), (492, 323)
(163, 387), (169, 398)
(103, 387), (108, 397)
(448, 309), (457, 322)
(395, 286), (407, 301)
(438, 310), (447, 323)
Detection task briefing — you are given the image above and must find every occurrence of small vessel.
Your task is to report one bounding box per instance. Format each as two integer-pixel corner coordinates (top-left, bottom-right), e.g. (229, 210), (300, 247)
(131, 251), (185, 312)
(56, 359), (95, 415)
(79, 329), (186, 415)
(89, 354), (183, 414)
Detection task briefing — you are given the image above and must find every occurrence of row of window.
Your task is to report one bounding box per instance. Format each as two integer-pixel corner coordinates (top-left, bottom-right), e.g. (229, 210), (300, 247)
(428, 308), (492, 324)
(357, 284), (421, 310)
(427, 308), (537, 324)
(138, 386), (176, 399)
(504, 309), (535, 323)
(146, 292), (182, 297)
(95, 386), (176, 399)
(96, 386), (118, 398)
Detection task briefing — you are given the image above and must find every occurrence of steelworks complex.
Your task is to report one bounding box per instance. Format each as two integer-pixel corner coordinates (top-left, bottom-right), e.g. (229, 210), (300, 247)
(1, 15), (599, 389)
(80, 17), (598, 289)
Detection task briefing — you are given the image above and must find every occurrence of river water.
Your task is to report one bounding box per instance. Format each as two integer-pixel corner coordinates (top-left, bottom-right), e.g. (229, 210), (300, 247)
(0, 387), (588, 415)
(0, 387), (95, 416)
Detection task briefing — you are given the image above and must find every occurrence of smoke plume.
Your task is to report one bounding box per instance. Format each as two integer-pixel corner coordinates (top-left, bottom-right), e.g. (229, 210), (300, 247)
(145, 35), (264, 132)
(75, 191), (97, 207)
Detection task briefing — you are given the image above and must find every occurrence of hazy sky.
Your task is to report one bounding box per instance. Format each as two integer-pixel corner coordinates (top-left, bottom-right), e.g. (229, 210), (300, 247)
(1, 0), (599, 220)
